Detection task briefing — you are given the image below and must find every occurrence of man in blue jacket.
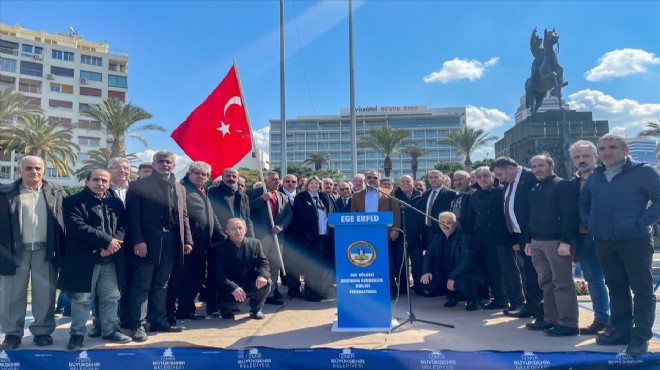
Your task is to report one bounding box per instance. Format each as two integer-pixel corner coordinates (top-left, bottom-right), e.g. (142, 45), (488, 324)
(578, 134), (660, 356)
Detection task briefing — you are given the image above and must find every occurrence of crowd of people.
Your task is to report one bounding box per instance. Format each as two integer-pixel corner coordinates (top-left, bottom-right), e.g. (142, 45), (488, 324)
(0, 133), (657, 357)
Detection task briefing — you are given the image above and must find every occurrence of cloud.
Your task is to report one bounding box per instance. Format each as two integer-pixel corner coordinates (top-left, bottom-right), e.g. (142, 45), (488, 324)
(567, 89), (660, 135)
(466, 105), (510, 131)
(423, 57), (499, 84)
(584, 49), (660, 81)
(252, 126), (270, 155)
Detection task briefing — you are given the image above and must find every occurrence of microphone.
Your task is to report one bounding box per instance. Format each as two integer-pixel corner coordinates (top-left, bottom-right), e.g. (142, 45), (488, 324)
(366, 183), (378, 190)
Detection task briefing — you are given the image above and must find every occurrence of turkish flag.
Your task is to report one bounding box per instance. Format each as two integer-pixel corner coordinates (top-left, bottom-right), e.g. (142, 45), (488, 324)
(171, 65), (253, 179)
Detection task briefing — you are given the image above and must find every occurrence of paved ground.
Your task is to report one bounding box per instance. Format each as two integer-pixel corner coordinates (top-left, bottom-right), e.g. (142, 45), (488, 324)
(5, 290), (659, 353)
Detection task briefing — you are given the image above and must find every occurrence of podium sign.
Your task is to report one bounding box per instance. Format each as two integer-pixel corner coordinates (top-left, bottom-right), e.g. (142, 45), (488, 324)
(328, 212), (392, 331)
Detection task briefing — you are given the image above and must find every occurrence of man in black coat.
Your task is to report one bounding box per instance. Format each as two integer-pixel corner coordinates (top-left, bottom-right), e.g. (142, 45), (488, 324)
(0, 156), (66, 350)
(125, 151), (193, 342)
(491, 157), (543, 321)
(420, 170), (457, 250)
(393, 175), (425, 295)
(334, 182), (353, 213)
(420, 212), (484, 311)
(58, 169), (132, 351)
(166, 162), (225, 324)
(209, 218), (271, 320)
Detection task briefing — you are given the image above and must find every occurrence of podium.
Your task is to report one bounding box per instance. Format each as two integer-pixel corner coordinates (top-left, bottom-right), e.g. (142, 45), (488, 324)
(328, 212), (393, 331)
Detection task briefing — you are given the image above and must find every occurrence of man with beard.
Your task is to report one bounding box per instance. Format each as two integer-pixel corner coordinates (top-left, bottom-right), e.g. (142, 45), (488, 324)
(523, 154), (579, 336)
(207, 167), (253, 315)
(568, 140), (610, 335)
(450, 171), (475, 224)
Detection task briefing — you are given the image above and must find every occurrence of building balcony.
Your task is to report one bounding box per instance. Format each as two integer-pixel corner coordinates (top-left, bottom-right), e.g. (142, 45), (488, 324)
(19, 68), (42, 77)
(19, 85), (41, 94)
(0, 46), (18, 56)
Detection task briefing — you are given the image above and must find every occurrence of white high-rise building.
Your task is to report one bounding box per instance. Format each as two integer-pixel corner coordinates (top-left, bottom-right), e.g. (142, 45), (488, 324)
(627, 137), (657, 167)
(0, 23), (128, 186)
(514, 93), (569, 125)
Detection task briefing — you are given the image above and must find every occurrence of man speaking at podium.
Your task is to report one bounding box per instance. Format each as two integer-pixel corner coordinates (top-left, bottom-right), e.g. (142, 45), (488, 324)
(351, 170), (402, 298)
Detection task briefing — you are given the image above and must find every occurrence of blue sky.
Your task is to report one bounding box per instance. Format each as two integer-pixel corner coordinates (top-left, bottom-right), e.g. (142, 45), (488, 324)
(2, 0), (659, 164)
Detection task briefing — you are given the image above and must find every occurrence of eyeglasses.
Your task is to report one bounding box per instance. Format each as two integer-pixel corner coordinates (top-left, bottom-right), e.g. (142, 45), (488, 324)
(284, 180), (296, 183)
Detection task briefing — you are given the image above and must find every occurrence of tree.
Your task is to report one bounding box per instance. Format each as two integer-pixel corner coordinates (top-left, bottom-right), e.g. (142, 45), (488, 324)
(0, 88), (41, 126)
(271, 163), (344, 182)
(359, 126), (412, 177)
(304, 152), (330, 171)
(439, 127), (497, 170)
(402, 145), (428, 180)
(432, 161), (465, 178)
(639, 119), (660, 138)
(472, 158), (494, 170)
(80, 98), (164, 157)
(0, 115), (79, 176)
(75, 147), (137, 181)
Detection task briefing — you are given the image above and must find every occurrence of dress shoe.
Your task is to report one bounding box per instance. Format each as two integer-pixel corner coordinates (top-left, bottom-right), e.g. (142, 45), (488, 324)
(150, 324), (184, 333)
(87, 326), (102, 338)
(525, 319), (553, 331)
(579, 321), (608, 335)
(220, 311), (235, 320)
(465, 301), (482, 311)
(504, 306), (535, 318)
(102, 330), (132, 343)
(484, 301), (508, 310)
(250, 310), (265, 320)
(544, 325), (578, 336)
(177, 313), (205, 320)
(265, 297), (285, 305)
(33, 335), (53, 346)
(0, 335), (21, 350)
(596, 331), (631, 345)
(131, 327), (148, 342)
(66, 335), (84, 351)
(443, 299), (458, 308)
(625, 338), (649, 357)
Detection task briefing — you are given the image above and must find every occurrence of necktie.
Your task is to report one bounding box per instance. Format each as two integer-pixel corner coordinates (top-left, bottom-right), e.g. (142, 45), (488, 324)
(344, 198), (348, 207)
(504, 180), (516, 233)
(426, 189), (438, 226)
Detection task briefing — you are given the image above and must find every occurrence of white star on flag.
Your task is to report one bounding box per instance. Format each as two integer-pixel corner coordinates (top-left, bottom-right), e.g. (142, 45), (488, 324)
(218, 122), (230, 137)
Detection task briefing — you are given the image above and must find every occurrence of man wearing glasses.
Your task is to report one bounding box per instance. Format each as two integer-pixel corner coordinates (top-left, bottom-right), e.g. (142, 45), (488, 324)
(335, 182), (353, 213)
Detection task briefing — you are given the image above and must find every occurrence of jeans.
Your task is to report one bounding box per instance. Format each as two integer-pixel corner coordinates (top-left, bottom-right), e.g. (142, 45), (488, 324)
(575, 233), (610, 325)
(70, 263), (121, 337)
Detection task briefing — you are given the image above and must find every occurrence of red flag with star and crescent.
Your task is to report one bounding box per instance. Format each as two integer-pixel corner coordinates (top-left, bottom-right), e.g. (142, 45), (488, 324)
(171, 65), (253, 179)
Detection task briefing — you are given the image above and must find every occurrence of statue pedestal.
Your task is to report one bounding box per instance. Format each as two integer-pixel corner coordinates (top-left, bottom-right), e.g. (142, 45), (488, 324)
(494, 110), (609, 178)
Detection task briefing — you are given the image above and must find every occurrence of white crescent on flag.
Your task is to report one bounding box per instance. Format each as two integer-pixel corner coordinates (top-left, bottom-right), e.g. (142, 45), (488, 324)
(224, 96), (242, 115)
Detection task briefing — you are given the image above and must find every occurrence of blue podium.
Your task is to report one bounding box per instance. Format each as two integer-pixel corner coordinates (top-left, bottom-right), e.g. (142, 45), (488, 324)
(328, 212), (393, 331)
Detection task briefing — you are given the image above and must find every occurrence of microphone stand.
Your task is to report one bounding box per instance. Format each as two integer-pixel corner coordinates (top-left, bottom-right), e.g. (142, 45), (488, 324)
(365, 184), (454, 330)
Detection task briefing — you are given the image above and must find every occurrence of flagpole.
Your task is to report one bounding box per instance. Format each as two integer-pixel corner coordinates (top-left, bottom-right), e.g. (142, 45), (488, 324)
(233, 59), (287, 276)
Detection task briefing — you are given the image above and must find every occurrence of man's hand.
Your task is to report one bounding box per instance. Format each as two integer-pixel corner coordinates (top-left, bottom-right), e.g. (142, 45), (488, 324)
(231, 287), (247, 302)
(272, 226), (283, 235)
(558, 242), (571, 257)
(420, 273), (432, 285)
(512, 243), (520, 251)
(447, 279), (455, 292)
(256, 276), (268, 289)
(389, 230), (400, 241)
(261, 192), (271, 202)
(107, 239), (123, 254)
(184, 244), (193, 255)
(134, 242), (147, 258)
(524, 243), (532, 256)
(100, 249), (111, 257)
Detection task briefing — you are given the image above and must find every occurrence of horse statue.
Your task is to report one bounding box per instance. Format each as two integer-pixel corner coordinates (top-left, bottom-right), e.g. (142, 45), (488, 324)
(524, 28), (568, 114)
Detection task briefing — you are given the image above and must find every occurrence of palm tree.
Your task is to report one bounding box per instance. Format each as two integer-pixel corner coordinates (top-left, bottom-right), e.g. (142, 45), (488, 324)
(639, 119), (660, 138)
(0, 115), (79, 176)
(402, 145), (428, 180)
(304, 152), (330, 171)
(75, 147), (137, 181)
(359, 126), (412, 177)
(0, 88), (42, 126)
(80, 98), (164, 157)
(439, 127), (497, 170)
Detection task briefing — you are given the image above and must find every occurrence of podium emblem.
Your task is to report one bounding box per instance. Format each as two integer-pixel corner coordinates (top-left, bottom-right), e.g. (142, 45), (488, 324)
(346, 241), (376, 267)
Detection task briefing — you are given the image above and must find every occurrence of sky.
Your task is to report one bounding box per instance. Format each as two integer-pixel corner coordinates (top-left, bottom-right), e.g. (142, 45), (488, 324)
(1, 0), (659, 167)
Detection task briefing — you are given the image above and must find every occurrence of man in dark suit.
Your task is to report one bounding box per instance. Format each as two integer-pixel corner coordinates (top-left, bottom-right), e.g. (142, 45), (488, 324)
(351, 170), (402, 297)
(490, 157), (543, 321)
(335, 182), (352, 213)
(247, 171), (293, 305)
(209, 218), (271, 320)
(393, 175), (425, 295)
(58, 169), (132, 351)
(166, 162), (225, 324)
(125, 151), (193, 342)
(420, 170), (457, 250)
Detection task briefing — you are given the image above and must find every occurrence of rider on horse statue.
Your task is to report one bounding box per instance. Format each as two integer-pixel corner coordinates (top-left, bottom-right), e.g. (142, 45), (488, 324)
(525, 27), (568, 114)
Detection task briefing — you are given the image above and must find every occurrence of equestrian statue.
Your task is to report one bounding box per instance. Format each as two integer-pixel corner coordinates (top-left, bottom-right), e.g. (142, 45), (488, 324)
(525, 28), (568, 114)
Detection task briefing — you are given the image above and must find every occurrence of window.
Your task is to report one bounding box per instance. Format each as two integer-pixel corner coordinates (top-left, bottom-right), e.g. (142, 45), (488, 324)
(77, 153), (89, 162)
(50, 66), (74, 78)
(20, 44), (42, 57)
(45, 168), (63, 178)
(0, 40), (19, 56)
(51, 50), (74, 61)
(78, 120), (101, 130)
(18, 80), (41, 94)
(0, 57), (16, 73)
(80, 70), (102, 82)
(81, 55), (102, 66)
(49, 99), (73, 110)
(48, 116), (72, 126)
(0, 166), (12, 179)
(108, 90), (125, 101)
(78, 136), (100, 146)
(80, 87), (102, 97)
(79, 103), (91, 111)
(49, 83), (73, 94)
(108, 74), (127, 88)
